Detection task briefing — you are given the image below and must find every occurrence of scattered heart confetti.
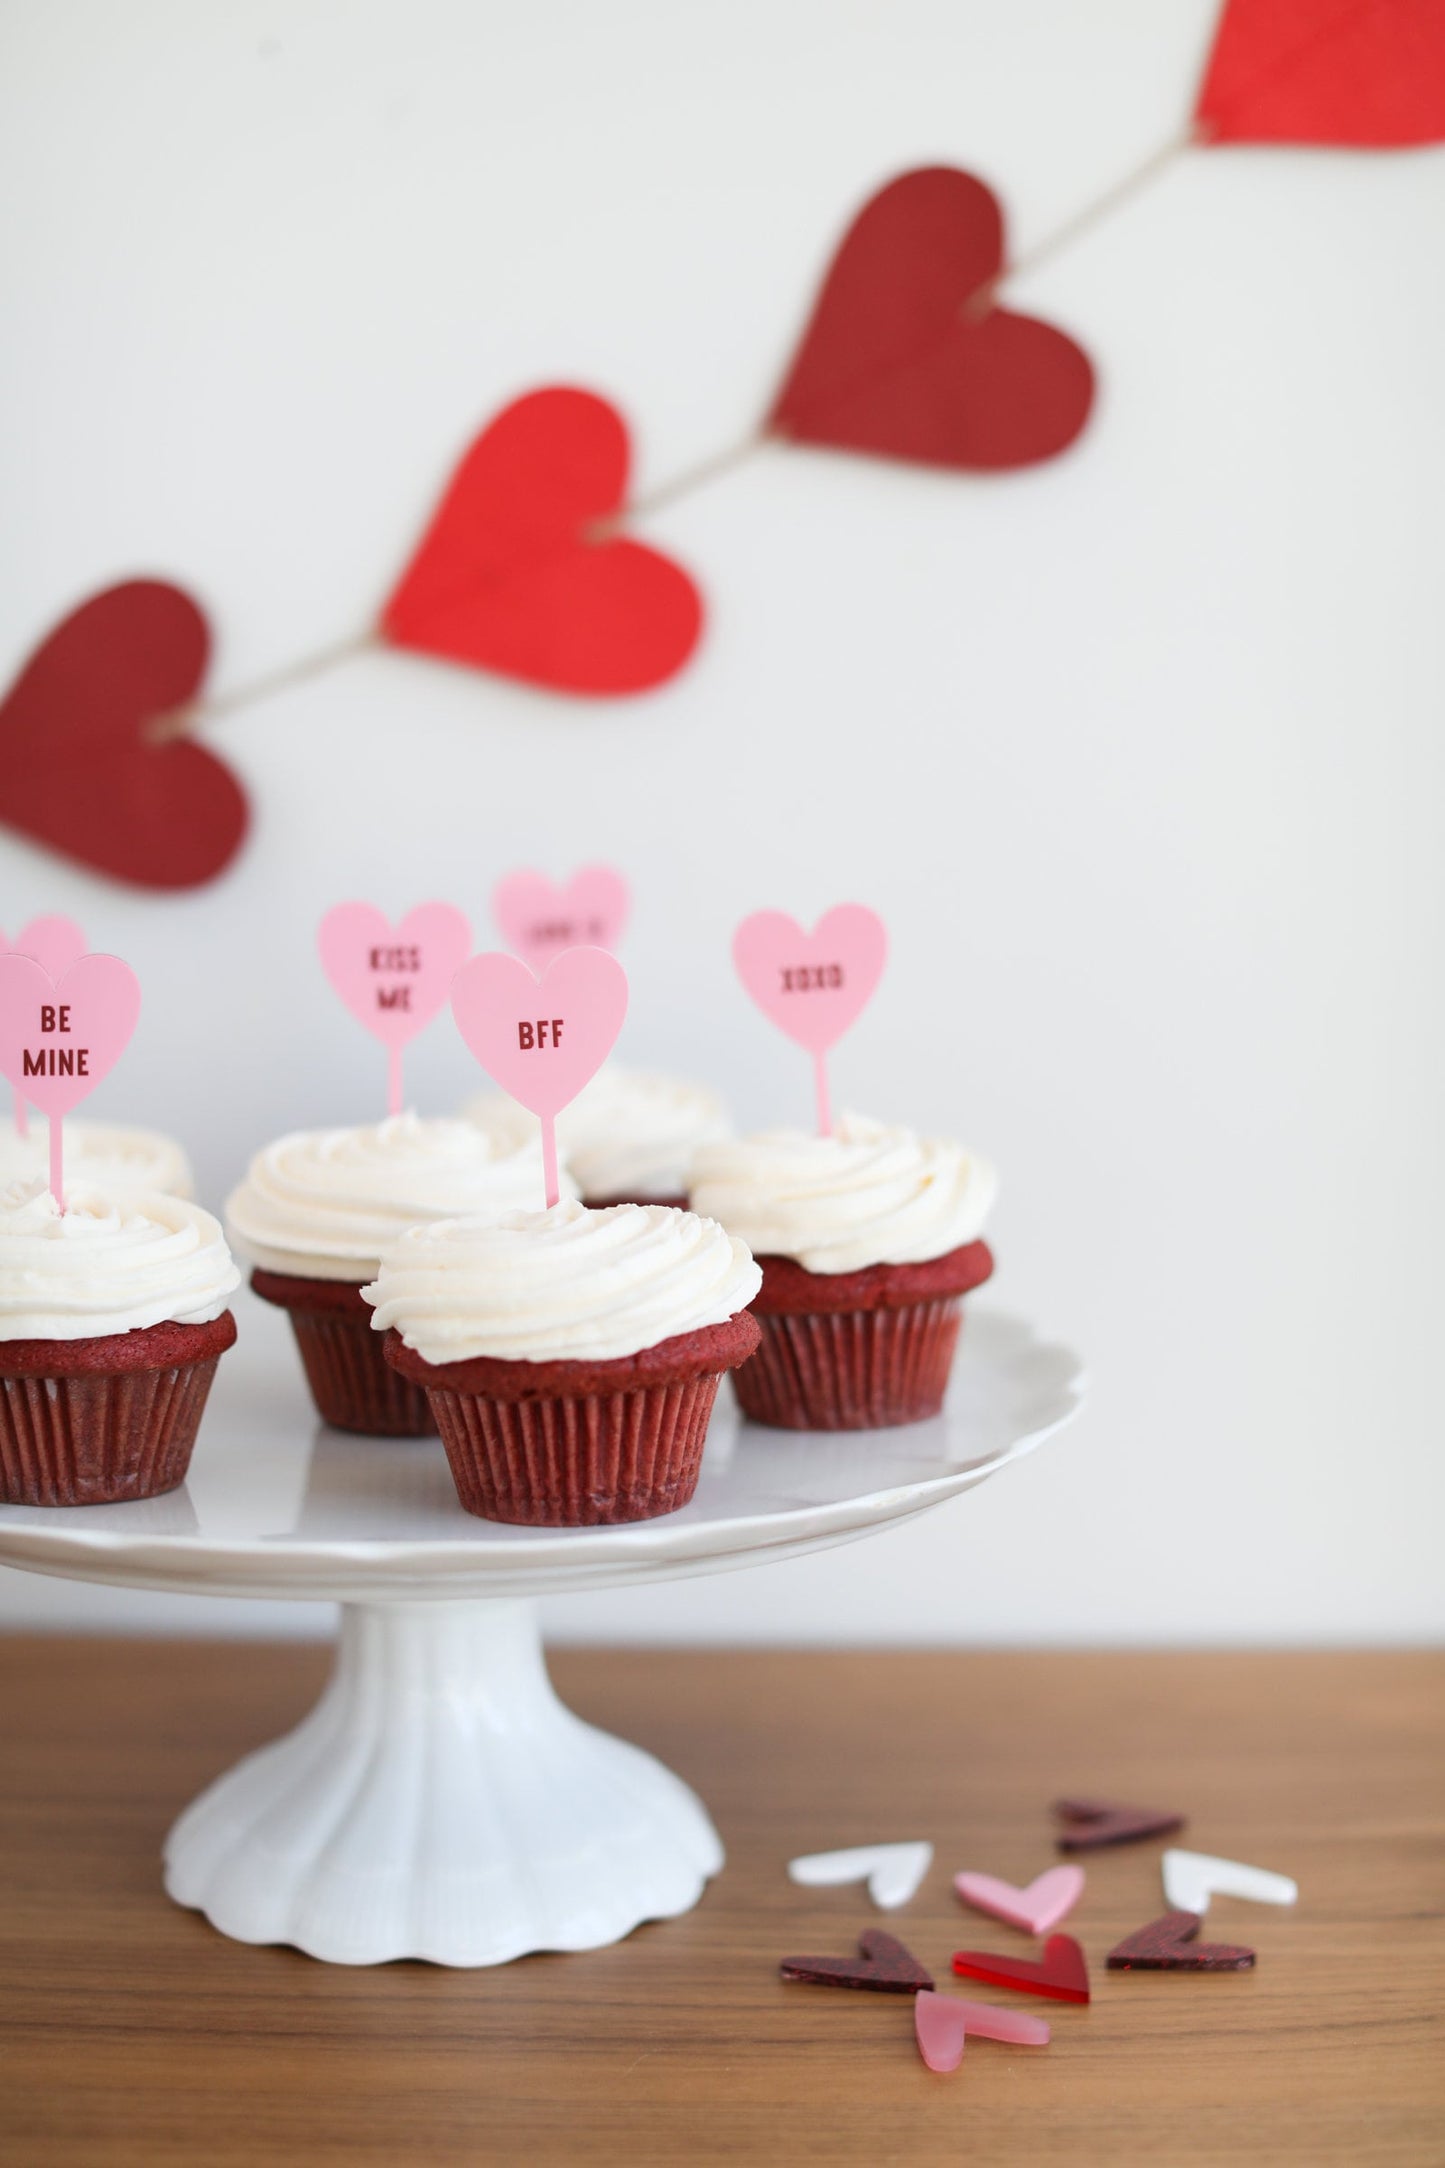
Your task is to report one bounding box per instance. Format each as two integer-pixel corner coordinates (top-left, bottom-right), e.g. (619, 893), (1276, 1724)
(382, 387), (704, 696)
(954, 1864), (1085, 1936)
(492, 866), (630, 977)
(1053, 1796), (1185, 1852)
(951, 1933), (1090, 2004)
(780, 1928), (933, 1994)
(770, 167), (1095, 472)
(0, 581), (248, 891)
(915, 1990), (1050, 2071)
(788, 1841), (932, 1911)
(1195, 0), (1445, 149)
(1162, 1849), (1297, 1915)
(1107, 1910), (1256, 1972)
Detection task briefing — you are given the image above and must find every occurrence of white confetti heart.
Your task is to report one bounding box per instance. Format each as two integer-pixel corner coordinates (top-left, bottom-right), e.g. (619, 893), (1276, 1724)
(1162, 1848), (1298, 1915)
(788, 1841), (933, 1911)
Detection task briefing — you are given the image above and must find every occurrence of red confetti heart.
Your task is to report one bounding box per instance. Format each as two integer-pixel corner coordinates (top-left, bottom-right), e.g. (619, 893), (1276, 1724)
(779, 1928), (934, 1994)
(0, 582), (248, 891)
(769, 168), (1095, 472)
(1107, 1911), (1256, 1972)
(951, 1933), (1091, 2004)
(1053, 1796), (1185, 1853)
(382, 387), (704, 696)
(1196, 0), (1445, 148)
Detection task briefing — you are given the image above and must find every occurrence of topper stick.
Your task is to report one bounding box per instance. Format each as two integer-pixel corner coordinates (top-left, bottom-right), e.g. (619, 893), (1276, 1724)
(541, 1116), (561, 1211)
(814, 1052), (832, 1139)
(49, 1120), (63, 1211)
(13, 1084), (27, 1138)
(388, 1045), (404, 1119)
(316, 902), (472, 1122)
(0, 952), (141, 1217)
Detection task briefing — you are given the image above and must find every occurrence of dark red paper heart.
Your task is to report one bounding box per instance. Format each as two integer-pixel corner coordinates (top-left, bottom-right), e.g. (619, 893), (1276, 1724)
(1053, 1796), (1186, 1853)
(1196, 0), (1445, 148)
(381, 387), (703, 696)
(951, 1932), (1090, 2004)
(0, 582), (248, 891)
(1107, 1910), (1256, 1972)
(769, 167), (1095, 472)
(779, 1928), (933, 1994)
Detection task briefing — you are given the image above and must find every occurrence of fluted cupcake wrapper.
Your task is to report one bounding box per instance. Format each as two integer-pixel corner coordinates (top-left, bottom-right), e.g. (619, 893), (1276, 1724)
(284, 1306), (436, 1437)
(0, 1357), (222, 1505)
(732, 1298), (964, 1431)
(425, 1371), (724, 1525)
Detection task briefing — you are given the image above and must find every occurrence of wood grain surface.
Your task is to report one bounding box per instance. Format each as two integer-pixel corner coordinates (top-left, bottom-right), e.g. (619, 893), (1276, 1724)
(1, 1640), (1440, 2166)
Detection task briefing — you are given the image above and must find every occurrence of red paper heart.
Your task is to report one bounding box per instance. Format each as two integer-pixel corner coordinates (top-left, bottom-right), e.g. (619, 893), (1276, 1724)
(1196, 0), (1445, 148)
(779, 1929), (934, 1994)
(1107, 1911), (1256, 1972)
(382, 388), (704, 696)
(950, 1933), (1090, 2004)
(1053, 1796), (1186, 1853)
(769, 168), (1095, 472)
(0, 582), (248, 891)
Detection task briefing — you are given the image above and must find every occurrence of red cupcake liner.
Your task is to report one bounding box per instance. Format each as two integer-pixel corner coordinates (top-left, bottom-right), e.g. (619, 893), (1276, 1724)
(251, 1270), (435, 1437)
(0, 1314), (236, 1506)
(732, 1297), (964, 1430)
(426, 1370), (723, 1525)
(384, 1312), (760, 1524)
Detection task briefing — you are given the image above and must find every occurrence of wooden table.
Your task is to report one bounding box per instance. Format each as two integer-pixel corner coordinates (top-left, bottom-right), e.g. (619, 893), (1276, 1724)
(1, 1641), (1440, 2166)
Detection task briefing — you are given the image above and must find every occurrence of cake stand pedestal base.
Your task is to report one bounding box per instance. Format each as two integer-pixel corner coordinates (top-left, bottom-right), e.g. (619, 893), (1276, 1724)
(163, 1597), (723, 1967)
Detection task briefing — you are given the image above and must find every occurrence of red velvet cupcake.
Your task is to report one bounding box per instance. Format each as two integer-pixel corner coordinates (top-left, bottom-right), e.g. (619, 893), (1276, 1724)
(690, 1114), (998, 1431)
(366, 1198), (762, 1525)
(226, 1113), (570, 1436)
(0, 1182), (240, 1506)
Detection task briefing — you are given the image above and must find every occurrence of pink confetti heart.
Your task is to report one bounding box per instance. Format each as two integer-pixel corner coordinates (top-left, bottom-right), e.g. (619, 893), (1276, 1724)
(915, 1991), (1049, 2073)
(492, 866), (630, 978)
(732, 905), (887, 1058)
(954, 1864), (1085, 1936)
(450, 947), (629, 1206)
(318, 902), (472, 1115)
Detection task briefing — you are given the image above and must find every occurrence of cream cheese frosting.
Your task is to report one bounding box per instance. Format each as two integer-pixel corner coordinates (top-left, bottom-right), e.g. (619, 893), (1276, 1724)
(688, 1112), (996, 1275)
(465, 1065), (732, 1201)
(225, 1112), (575, 1282)
(0, 1119), (193, 1201)
(364, 1195), (762, 1365)
(0, 1178), (239, 1340)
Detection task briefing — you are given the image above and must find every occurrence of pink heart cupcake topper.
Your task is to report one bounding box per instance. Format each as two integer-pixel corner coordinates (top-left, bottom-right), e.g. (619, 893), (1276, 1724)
(492, 866), (630, 978)
(0, 951), (141, 1206)
(450, 947), (629, 1206)
(318, 902), (472, 1116)
(732, 903), (888, 1135)
(2, 917), (86, 1137)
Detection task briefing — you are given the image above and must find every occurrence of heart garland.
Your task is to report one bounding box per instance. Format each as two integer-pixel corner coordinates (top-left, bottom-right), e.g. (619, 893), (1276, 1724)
(4, 0), (1437, 888)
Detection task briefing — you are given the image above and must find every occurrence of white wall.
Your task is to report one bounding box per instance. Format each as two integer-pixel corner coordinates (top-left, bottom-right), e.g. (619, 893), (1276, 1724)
(1, 0), (1441, 1645)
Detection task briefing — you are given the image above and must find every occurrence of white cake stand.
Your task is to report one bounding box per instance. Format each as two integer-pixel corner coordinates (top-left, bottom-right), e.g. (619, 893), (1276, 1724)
(0, 1302), (1082, 1967)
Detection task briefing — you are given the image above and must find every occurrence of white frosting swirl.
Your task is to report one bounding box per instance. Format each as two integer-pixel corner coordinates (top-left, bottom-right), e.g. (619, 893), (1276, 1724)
(225, 1112), (575, 1281)
(0, 1119), (193, 1201)
(465, 1064), (732, 1201)
(688, 1112), (996, 1274)
(364, 1195), (762, 1365)
(0, 1178), (239, 1340)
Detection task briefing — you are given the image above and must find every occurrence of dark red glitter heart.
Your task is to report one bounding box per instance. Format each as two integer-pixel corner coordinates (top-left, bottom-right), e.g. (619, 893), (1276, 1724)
(950, 1932), (1090, 2004)
(1052, 1795), (1185, 1852)
(1107, 1910), (1256, 1972)
(779, 1928), (933, 1994)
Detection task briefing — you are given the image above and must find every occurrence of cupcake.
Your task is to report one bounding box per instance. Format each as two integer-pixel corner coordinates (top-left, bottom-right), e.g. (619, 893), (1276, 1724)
(465, 1064), (731, 1208)
(365, 1196), (761, 1524)
(0, 1118), (193, 1200)
(0, 1178), (239, 1505)
(689, 1112), (996, 1430)
(225, 1112), (574, 1437)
